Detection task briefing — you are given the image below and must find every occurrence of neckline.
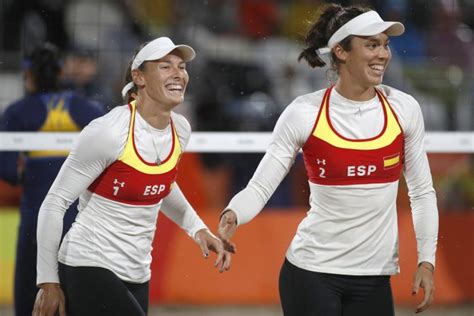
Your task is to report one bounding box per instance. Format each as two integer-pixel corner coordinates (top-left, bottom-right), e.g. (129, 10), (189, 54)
(332, 87), (379, 106)
(130, 102), (176, 166)
(324, 86), (388, 142)
(135, 110), (171, 133)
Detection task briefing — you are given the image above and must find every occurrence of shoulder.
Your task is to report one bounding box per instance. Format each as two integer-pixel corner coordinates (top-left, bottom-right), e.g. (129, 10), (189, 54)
(171, 111), (191, 136)
(378, 85), (420, 111)
(280, 88), (326, 123)
(171, 111), (191, 149)
(291, 89), (326, 109)
(378, 85), (423, 132)
(72, 106), (130, 160)
(93, 104), (130, 128)
(269, 89), (327, 145)
(81, 105), (130, 145)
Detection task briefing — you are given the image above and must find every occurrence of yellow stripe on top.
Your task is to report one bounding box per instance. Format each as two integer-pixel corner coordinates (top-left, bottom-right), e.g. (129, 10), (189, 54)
(118, 101), (181, 175)
(313, 89), (401, 150)
(384, 155), (400, 168)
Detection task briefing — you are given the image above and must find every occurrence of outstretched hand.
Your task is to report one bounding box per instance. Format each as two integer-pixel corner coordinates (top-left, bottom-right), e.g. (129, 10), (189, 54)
(218, 210), (238, 253)
(195, 229), (231, 273)
(412, 262), (435, 313)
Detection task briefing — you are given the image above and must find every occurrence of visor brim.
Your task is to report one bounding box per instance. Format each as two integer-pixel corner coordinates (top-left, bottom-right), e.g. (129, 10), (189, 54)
(352, 21), (405, 37)
(144, 44), (196, 63)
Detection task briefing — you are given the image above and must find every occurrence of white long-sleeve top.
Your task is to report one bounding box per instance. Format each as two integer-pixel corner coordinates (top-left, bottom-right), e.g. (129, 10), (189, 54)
(37, 105), (208, 285)
(227, 85), (438, 275)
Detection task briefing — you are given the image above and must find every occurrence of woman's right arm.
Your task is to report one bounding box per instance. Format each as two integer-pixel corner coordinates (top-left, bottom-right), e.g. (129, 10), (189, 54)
(36, 119), (120, 284)
(34, 119), (120, 316)
(223, 99), (314, 226)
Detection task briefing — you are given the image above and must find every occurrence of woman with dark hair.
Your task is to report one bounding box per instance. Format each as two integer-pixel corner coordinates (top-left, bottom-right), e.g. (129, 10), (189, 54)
(0, 42), (105, 316)
(32, 37), (231, 316)
(219, 4), (438, 316)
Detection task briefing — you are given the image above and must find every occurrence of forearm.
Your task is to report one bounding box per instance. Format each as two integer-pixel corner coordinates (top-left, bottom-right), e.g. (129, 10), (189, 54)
(36, 166), (91, 284)
(37, 197), (65, 284)
(225, 100), (310, 225)
(227, 152), (293, 225)
(405, 151), (439, 266)
(403, 101), (439, 267)
(411, 189), (439, 266)
(160, 184), (208, 239)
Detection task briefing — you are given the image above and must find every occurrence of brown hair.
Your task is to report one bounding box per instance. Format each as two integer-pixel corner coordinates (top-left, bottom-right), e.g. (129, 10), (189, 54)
(123, 42), (148, 103)
(298, 4), (370, 71)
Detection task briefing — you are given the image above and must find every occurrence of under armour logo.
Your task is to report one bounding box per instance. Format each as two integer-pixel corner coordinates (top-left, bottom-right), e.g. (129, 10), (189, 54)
(113, 179), (125, 187)
(316, 159), (326, 165)
(113, 178), (125, 196)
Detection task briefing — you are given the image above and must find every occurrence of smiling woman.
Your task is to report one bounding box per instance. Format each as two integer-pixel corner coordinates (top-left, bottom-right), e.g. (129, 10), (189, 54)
(218, 4), (439, 316)
(122, 37), (193, 116)
(32, 37), (232, 316)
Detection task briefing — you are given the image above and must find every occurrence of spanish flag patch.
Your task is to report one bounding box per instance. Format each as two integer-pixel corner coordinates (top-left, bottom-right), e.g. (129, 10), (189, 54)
(383, 153), (400, 169)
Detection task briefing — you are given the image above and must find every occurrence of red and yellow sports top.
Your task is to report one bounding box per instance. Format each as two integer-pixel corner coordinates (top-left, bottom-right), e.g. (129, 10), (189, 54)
(303, 86), (404, 185)
(88, 102), (181, 205)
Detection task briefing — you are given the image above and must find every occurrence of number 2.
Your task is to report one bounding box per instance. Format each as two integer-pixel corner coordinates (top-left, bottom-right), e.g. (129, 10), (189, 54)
(319, 167), (326, 178)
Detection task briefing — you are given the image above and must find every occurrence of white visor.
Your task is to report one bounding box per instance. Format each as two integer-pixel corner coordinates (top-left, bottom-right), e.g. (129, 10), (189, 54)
(122, 37), (196, 98)
(131, 37), (195, 70)
(318, 11), (405, 54)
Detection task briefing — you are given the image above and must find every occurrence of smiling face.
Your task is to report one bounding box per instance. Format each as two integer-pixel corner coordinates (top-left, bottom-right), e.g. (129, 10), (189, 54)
(133, 51), (189, 109)
(336, 33), (392, 89)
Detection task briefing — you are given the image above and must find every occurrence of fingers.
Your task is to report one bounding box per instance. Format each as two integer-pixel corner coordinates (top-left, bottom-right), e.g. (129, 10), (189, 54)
(413, 268), (435, 314)
(197, 238), (209, 258)
(203, 233), (232, 273)
(33, 288), (61, 316)
(222, 239), (237, 254)
(207, 236), (225, 271)
(416, 285), (434, 313)
(214, 249), (232, 273)
(59, 295), (67, 316)
(412, 273), (421, 295)
(32, 290), (41, 316)
(197, 229), (233, 273)
(33, 289), (46, 316)
(214, 246), (225, 272)
(223, 251), (232, 271)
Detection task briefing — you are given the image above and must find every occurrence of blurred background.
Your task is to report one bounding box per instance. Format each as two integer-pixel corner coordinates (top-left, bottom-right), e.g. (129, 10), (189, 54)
(0, 0), (472, 315)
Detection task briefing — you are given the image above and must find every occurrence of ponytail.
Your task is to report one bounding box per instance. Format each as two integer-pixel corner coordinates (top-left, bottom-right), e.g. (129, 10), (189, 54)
(298, 4), (370, 70)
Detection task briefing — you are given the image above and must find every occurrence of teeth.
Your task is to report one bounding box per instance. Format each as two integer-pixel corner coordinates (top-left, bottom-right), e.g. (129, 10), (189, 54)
(370, 65), (384, 71)
(166, 84), (183, 91)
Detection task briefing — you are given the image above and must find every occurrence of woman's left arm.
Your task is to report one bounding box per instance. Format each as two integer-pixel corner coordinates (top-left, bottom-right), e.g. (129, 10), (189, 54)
(160, 184), (208, 239)
(402, 96), (439, 313)
(160, 184), (231, 272)
(403, 97), (439, 268)
(160, 113), (231, 271)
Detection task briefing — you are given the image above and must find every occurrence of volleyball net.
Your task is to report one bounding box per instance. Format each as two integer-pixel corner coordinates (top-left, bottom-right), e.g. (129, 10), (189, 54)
(1, 131), (473, 153)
